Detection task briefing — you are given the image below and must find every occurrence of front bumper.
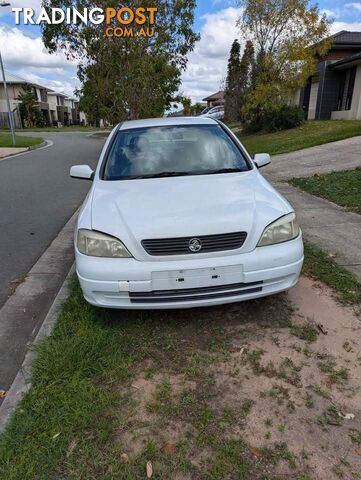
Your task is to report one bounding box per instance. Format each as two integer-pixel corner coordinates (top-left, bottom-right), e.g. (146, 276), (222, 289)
(76, 236), (304, 309)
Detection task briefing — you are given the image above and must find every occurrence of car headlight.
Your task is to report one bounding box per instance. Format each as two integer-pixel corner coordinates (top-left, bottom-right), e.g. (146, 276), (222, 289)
(258, 213), (300, 247)
(77, 229), (132, 258)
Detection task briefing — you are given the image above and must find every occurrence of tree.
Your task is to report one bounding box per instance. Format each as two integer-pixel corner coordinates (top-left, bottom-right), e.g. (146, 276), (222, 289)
(225, 39), (256, 122)
(17, 84), (39, 128)
(238, 40), (255, 120)
(178, 96), (192, 116)
(190, 102), (204, 115)
(41, 1), (199, 121)
(174, 96), (203, 116)
(239, 40), (255, 92)
(238, 0), (331, 115)
(78, 49), (180, 123)
(224, 39), (242, 122)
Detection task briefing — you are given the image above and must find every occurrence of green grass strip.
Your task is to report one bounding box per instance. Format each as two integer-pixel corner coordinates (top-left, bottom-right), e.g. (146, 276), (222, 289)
(290, 169), (361, 214)
(0, 134), (43, 148)
(303, 242), (361, 305)
(236, 120), (361, 156)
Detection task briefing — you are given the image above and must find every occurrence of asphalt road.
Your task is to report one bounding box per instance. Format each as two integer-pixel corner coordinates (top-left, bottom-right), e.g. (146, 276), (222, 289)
(0, 132), (105, 400)
(0, 132), (105, 306)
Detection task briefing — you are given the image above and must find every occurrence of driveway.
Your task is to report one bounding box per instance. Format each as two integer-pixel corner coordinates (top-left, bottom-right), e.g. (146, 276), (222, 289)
(266, 135), (361, 181)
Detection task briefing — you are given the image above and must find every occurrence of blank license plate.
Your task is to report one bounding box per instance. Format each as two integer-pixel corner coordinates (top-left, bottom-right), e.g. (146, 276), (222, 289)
(151, 265), (243, 291)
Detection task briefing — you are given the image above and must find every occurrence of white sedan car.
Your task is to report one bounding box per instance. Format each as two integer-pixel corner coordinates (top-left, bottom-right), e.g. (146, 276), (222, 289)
(71, 117), (303, 309)
(201, 105), (224, 120)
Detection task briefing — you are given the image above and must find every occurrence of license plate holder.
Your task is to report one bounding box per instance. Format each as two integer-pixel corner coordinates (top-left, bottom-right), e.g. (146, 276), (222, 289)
(151, 265), (243, 291)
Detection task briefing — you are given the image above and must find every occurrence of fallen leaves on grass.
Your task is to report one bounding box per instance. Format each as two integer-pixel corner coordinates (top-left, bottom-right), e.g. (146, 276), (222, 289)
(162, 442), (177, 455)
(317, 324), (328, 335)
(249, 446), (263, 458)
(325, 378), (333, 389)
(339, 412), (355, 420)
(322, 405), (343, 426)
(120, 453), (129, 463)
(146, 461), (153, 478)
(66, 440), (77, 458)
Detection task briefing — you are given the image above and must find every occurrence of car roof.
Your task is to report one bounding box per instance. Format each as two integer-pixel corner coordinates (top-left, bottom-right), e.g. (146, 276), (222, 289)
(119, 116), (218, 131)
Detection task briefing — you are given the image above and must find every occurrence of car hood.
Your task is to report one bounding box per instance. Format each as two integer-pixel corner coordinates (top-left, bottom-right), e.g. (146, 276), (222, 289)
(91, 171), (292, 254)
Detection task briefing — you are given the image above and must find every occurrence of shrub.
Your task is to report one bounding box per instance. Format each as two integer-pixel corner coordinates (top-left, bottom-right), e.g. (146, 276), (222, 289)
(243, 105), (305, 133)
(33, 110), (48, 128)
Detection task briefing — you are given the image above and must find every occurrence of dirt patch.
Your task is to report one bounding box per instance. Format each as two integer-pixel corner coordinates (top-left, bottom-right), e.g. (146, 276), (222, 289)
(117, 374), (198, 456)
(111, 276), (361, 479)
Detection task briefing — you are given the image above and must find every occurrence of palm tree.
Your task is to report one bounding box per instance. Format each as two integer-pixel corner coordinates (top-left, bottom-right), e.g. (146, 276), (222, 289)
(17, 83), (38, 127)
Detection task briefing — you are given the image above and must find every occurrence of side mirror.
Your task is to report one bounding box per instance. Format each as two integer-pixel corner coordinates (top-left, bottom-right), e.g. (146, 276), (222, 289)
(254, 153), (271, 169)
(70, 165), (94, 180)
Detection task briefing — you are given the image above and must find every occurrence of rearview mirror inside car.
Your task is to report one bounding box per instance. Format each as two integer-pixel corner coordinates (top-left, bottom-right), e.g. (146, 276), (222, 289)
(254, 153), (271, 169)
(70, 165), (94, 180)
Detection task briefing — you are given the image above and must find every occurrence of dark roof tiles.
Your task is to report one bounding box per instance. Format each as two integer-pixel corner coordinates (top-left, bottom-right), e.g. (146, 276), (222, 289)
(332, 30), (361, 45)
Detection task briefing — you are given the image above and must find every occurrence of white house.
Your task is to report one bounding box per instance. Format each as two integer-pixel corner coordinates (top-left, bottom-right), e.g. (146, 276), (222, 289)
(0, 71), (52, 127)
(0, 70), (88, 127)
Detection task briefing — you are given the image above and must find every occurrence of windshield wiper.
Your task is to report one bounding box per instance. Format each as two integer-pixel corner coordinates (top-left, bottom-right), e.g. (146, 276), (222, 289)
(122, 169), (243, 180)
(132, 171), (192, 179)
(210, 168), (243, 174)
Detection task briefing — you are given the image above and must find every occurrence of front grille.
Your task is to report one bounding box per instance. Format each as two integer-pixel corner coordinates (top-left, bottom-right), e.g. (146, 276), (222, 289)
(129, 281), (263, 304)
(141, 232), (247, 256)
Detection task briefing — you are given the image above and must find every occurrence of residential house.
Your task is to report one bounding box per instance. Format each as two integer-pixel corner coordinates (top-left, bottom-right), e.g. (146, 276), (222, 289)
(65, 97), (87, 126)
(74, 100), (87, 125)
(64, 96), (74, 125)
(202, 91), (225, 108)
(47, 91), (59, 124)
(48, 92), (71, 126)
(0, 70), (88, 127)
(0, 71), (52, 127)
(68, 97), (79, 125)
(296, 31), (361, 120)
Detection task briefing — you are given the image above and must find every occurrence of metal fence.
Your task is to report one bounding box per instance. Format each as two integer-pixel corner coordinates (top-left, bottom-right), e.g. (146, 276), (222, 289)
(0, 111), (22, 129)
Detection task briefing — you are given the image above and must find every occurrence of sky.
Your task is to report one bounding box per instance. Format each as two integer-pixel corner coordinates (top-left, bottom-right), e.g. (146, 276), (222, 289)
(0, 0), (361, 102)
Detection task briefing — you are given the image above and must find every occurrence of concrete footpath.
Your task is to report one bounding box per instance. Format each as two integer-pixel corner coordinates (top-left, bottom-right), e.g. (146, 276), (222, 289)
(0, 147), (28, 159)
(276, 183), (361, 280)
(265, 136), (361, 282)
(0, 212), (77, 406)
(266, 135), (361, 181)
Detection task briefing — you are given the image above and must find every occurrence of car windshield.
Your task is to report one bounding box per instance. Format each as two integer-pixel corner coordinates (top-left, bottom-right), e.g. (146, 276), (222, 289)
(103, 124), (250, 180)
